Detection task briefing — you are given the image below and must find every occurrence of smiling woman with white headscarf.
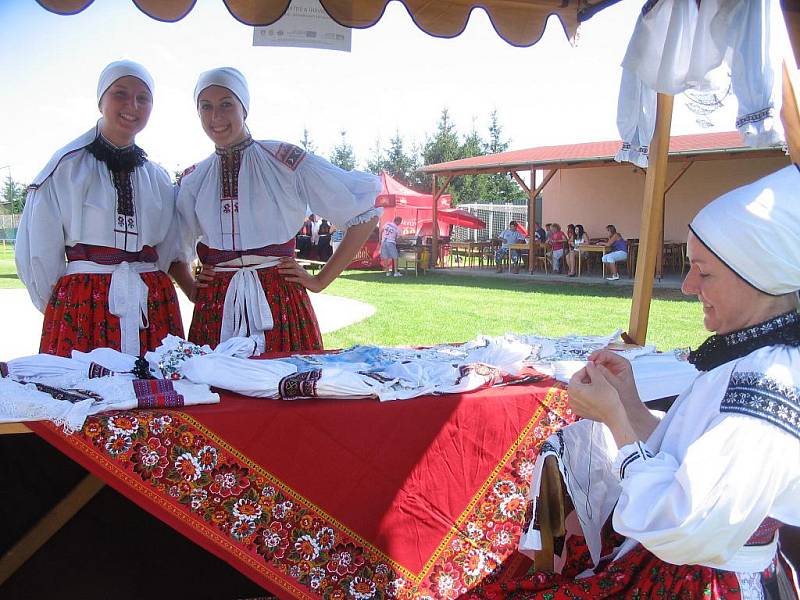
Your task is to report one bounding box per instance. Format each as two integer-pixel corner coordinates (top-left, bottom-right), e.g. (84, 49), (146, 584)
(476, 165), (800, 600)
(15, 60), (188, 358)
(174, 67), (381, 353)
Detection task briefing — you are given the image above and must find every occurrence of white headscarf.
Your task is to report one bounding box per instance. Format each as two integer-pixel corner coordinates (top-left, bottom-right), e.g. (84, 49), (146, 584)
(96, 60), (155, 105)
(690, 164), (800, 295)
(193, 67), (250, 116)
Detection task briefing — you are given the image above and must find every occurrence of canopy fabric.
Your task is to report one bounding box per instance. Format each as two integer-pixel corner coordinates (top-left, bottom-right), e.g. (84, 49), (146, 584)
(416, 208), (486, 230)
(35, 0), (607, 46)
(376, 171), (451, 208)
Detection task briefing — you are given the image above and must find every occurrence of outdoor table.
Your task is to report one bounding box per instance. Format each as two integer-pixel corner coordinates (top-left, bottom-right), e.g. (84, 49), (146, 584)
(0, 371), (574, 598)
(506, 243), (530, 272)
(576, 244), (607, 277)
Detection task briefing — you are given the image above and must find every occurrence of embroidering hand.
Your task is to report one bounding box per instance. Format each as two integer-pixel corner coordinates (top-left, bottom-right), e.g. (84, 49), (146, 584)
(587, 349), (641, 407)
(278, 257), (326, 293)
(567, 363), (624, 424)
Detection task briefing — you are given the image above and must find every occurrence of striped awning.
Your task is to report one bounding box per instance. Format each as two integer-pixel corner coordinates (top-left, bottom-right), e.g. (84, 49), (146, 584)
(34, 0), (620, 47)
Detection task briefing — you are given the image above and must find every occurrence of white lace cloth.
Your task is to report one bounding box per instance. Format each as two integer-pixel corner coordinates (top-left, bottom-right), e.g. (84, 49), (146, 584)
(0, 374), (218, 434)
(616, 0), (796, 166)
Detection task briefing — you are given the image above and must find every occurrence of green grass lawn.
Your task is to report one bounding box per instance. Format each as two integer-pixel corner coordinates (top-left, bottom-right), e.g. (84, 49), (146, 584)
(0, 245), (706, 351)
(0, 245), (21, 289)
(323, 270), (706, 351)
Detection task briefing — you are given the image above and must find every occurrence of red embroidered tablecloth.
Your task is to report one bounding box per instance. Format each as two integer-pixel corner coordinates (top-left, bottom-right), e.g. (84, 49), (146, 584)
(28, 376), (574, 599)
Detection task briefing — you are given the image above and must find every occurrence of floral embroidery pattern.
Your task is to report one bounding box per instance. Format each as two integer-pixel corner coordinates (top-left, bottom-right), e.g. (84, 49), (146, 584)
(56, 385), (573, 598)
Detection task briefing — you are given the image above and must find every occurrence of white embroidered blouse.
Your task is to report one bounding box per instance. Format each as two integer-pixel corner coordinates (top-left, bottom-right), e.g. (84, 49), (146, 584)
(612, 342), (800, 573)
(175, 138), (381, 259)
(15, 126), (179, 311)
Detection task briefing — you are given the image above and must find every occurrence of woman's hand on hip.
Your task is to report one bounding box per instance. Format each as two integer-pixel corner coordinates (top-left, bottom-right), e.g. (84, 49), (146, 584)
(278, 257), (325, 293)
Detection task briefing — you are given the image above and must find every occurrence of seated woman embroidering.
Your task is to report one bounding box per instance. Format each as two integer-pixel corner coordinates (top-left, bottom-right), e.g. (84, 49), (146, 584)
(473, 166), (800, 600)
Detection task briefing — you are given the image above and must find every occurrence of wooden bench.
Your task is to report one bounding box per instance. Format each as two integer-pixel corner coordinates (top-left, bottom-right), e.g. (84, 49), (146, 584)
(296, 259), (326, 274)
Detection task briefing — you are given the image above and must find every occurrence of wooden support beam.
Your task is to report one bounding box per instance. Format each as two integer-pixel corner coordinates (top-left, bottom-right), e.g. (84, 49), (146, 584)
(431, 174), (452, 267)
(629, 93), (674, 345)
(516, 168), (557, 273)
(0, 423), (32, 435)
(0, 474), (105, 585)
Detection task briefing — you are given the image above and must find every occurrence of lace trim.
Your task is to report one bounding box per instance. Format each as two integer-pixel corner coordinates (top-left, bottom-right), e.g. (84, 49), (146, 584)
(344, 207), (383, 229)
(721, 372), (800, 441)
(688, 311), (800, 372)
(86, 134), (147, 172)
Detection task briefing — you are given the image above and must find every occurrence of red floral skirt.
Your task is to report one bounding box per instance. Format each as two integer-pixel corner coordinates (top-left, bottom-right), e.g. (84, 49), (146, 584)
(472, 537), (746, 599)
(40, 271), (184, 357)
(188, 266), (323, 353)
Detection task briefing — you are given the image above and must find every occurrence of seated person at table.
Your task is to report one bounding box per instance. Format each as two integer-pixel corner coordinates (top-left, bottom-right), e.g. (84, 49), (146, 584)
(547, 223), (568, 274)
(476, 165), (800, 600)
(317, 218), (332, 261)
(534, 222), (548, 243)
(602, 224), (628, 281)
(565, 223), (589, 277)
(495, 220), (526, 273)
(296, 217), (313, 259)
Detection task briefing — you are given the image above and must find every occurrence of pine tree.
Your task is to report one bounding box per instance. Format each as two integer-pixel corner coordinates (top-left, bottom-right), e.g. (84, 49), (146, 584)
(383, 131), (418, 188)
(365, 137), (385, 174)
(300, 127), (317, 153)
(484, 110), (525, 204)
(420, 108), (462, 197)
(329, 130), (356, 171)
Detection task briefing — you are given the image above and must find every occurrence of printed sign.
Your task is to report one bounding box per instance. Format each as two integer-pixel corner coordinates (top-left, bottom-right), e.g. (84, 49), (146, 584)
(253, 0), (352, 52)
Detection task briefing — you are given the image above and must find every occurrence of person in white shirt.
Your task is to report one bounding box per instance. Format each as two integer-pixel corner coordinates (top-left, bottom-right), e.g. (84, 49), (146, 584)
(175, 68), (381, 353)
(15, 60), (188, 358)
(380, 216), (403, 277)
(494, 220), (527, 273)
(478, 165), (800, 600)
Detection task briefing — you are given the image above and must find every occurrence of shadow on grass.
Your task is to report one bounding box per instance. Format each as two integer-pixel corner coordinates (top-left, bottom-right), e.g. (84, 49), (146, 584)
(0, 274), (20, 280)
(339, 270), (694, 302)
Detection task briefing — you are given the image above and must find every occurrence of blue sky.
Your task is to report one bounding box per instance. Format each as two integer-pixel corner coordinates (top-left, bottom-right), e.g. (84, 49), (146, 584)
(0, 0), (737, 182)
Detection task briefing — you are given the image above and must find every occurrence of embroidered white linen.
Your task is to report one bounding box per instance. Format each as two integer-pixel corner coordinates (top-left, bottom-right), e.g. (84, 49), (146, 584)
(616, 0), (796, 166)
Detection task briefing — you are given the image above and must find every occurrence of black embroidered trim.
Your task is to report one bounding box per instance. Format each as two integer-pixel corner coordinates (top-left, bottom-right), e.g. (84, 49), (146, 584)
(278, 369), (322, 399)
(30, 383), (103, 404)
(216, 136), (252, 200)
(688, 311), (800, 372)
(721, 372), (800, 441)
(619, 442), (654, 479)
(86, 135), (145, 218)
(267, 142), (306, 171)
(736, 106), (775, 129)
(86, 135), (147, 172)
(111, 168), (136, 217)
(0, 362), (7, 378)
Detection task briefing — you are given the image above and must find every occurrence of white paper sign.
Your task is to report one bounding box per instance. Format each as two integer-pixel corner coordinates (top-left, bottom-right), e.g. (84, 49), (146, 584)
(253, 0), (352, 52)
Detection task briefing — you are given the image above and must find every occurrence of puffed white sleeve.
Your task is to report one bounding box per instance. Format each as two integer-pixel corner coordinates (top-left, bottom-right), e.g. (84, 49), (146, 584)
(15, 182), (67, 312)
(174, 174), (202, 265)
(153, 174), (183, 272)
(611, 415), (800, 568)
(295, 154), (382, 229)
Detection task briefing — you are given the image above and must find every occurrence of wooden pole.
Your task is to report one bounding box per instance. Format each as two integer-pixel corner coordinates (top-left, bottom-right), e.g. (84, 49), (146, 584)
(513, 169), (557, 273)
(628, 93), (674, 344)
(431, 175), (452, 267)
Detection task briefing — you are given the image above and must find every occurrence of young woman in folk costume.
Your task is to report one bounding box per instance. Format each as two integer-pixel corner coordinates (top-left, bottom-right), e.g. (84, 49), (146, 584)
(473, 166), (800, 599)
(16, 60), (187, 358)
(175, 68), (380, 352)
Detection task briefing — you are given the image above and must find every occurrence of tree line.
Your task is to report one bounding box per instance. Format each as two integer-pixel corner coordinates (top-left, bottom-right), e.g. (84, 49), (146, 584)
(3, 108), (526, 211)
(311, 108), (526, 206)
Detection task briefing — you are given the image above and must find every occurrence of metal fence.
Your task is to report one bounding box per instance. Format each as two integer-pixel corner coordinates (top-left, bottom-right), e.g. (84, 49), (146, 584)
(451, 203), (528, 242)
